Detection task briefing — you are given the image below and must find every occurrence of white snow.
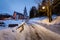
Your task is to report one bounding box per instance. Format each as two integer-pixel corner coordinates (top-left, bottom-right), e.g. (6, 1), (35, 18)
(0, 28), (20, 40)
(29, 15), (60, 25)
(40, 15), (60, 25)
(4, 20), (24, 26)
(29, 16), (47, 21)
(0, 15), (60, 40)
(0, 19), (24, 30)
(28, 15), (60, 34)
(0, 22), (60, 40)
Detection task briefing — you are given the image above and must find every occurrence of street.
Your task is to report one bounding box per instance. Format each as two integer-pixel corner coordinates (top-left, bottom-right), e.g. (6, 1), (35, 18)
(0, 21), (60, 40)
(16, 21), (60, 40)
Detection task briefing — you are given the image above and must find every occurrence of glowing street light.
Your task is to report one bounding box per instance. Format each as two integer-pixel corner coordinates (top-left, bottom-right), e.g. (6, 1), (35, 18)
(42, 6), (45, 9)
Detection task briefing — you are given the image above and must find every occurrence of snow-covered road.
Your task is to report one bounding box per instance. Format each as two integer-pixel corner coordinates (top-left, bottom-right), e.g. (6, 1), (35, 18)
(26, 22), (60, 40)
(28, 21), (60, 34)
(0, 15), (60, 40)
(0, 22), (60, 40)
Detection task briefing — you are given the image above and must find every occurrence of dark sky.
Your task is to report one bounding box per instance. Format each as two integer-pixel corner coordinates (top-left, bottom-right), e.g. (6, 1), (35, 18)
(0, 0), (42, 15)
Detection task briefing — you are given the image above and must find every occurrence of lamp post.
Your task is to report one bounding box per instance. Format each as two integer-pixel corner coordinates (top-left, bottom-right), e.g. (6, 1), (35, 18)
(41, 1), (52, 22)
(42, 6), (45, 9)
(46, 0), (52, 22)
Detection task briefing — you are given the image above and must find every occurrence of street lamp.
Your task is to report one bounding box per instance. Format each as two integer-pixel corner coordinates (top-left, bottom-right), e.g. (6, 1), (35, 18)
(42, 6), (45, 9)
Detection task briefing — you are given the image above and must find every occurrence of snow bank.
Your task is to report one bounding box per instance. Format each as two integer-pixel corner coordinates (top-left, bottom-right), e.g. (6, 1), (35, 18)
(29, 15), (60, 25)
(41, 16), (60, 25)
(0, 28), (20, 40)
(29, 17), (47, 21)
(0, 20), (24, 30)
(4, 20), (23, 26)
(51, 16), (60, 25)
(0, 19), (60, 40)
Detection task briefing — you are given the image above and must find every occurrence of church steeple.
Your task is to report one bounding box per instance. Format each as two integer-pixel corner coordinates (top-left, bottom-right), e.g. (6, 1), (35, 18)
(24, 6), (27, 17)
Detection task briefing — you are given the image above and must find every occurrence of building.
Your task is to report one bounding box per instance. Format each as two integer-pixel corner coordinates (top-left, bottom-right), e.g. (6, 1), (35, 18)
(13, 11), (25, 20)
(24, 6), (27, 18)
(0, 13), (12, 20)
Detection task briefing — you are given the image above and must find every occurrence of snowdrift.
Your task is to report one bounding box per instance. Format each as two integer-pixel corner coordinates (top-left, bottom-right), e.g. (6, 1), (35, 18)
(29, 15), (60, 25)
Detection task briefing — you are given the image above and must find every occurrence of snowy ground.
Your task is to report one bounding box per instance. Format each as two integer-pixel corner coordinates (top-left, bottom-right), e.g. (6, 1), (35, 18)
(0, 20), (24, 30)
(29, 15), (60, 34)
(0, 15), (60, 40)
(0, 22), (60, 40)
(29, 15), (57, 25)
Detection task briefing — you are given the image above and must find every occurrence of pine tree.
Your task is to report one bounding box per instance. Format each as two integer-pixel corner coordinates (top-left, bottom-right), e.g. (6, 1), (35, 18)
(30, 6), (38, 18)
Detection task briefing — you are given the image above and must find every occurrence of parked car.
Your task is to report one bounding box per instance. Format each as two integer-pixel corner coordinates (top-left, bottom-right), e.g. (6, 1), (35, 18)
(0, 22), (5, 27)
(4, 20), (23, 27)
(8, 24), (18, 27)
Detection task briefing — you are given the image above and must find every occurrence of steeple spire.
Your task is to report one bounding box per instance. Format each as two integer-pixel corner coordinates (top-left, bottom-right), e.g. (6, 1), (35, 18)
(24, 6), (27, 17)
